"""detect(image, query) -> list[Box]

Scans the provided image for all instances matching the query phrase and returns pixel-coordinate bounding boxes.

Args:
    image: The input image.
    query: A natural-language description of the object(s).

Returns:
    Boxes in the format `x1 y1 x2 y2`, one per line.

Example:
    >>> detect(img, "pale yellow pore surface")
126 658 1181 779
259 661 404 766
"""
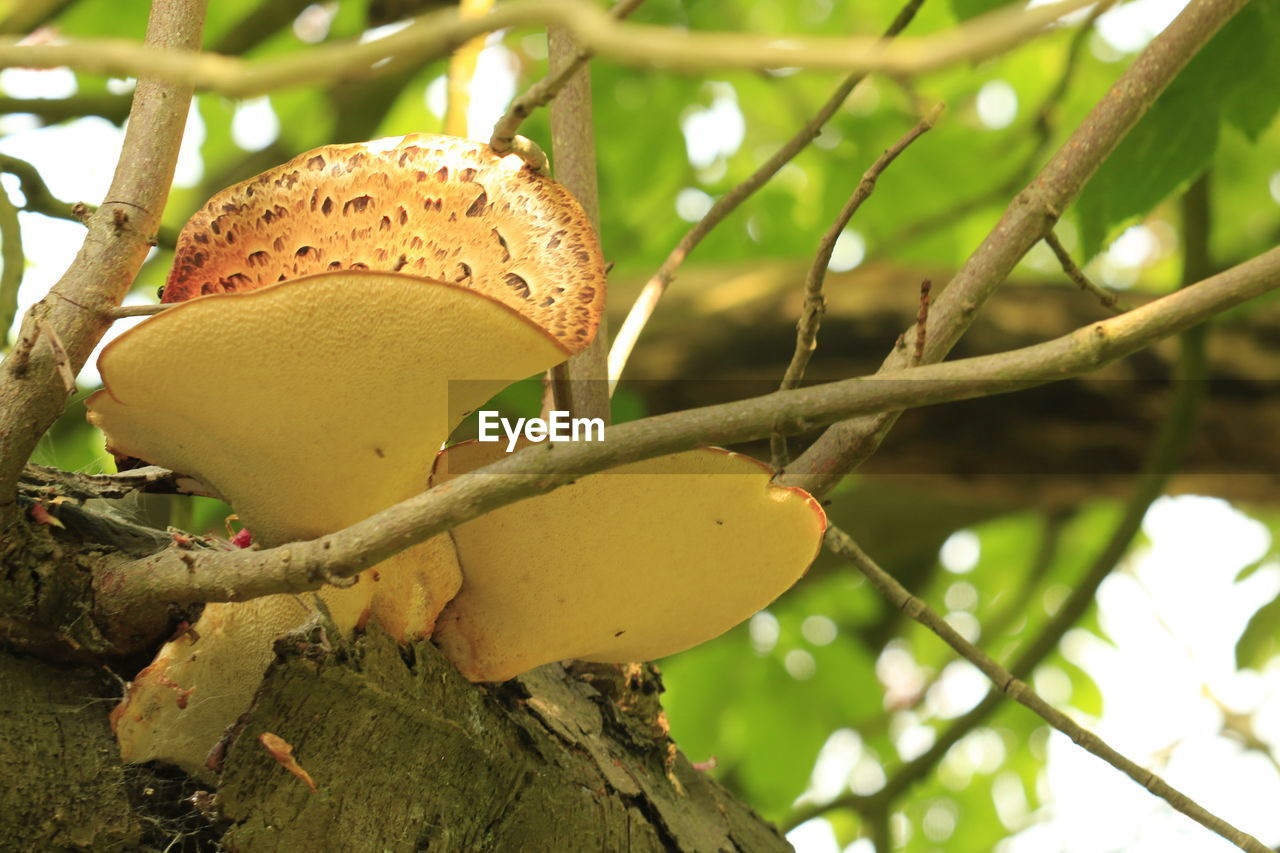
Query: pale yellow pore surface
89 272 567 545
431 443 827 683
91 272 567 775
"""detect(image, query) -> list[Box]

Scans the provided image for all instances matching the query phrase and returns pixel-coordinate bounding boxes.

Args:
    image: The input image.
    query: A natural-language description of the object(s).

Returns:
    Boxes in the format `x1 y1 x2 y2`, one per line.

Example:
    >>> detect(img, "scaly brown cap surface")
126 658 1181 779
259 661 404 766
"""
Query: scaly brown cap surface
161 134 605 352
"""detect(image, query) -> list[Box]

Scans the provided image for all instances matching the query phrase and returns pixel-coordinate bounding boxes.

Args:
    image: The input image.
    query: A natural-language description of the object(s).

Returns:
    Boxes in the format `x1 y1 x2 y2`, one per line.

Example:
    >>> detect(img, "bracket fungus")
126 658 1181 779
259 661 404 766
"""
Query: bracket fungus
431 441 826 682
88 133 825 778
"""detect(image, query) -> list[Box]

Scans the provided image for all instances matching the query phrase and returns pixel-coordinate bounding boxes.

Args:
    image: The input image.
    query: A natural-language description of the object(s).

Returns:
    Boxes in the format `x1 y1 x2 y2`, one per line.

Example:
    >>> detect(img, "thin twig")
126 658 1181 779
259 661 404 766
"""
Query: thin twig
107 303 168 320
0 153 179 246
1044 229 1128 313
545 21 610 424
787 173 1217 836
0 149 180 242
779 0 1250 499
912 279 931 365
92 245 1280 620
0 153 81 225
0 0 1096 95
0 177 23 349
490 0 647 155
873 0 1110 257
0 94 132 125
823 525 1267 853
608 0 929 392
770 105 942 467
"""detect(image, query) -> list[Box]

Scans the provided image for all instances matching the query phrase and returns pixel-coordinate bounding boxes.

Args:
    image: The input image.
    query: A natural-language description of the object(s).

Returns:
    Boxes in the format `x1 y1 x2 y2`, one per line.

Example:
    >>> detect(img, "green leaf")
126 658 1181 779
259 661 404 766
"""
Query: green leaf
1223 1 1280 140
948 0 1017 22
1236 591 1280 670
1076 4 1271 259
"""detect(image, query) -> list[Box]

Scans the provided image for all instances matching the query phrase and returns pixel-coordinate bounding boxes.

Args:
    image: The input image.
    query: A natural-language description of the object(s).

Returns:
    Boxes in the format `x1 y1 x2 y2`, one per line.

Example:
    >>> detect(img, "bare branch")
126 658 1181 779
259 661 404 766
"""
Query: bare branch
0 153 81 225
0 177 22 347
0 0 207 510
545 22 610 424
608 0 927 391
19 463 208 501
0 0 73 36
106 303 168 320
780 0 1251 498
1044 229 1128 312
789 173 1218 835
0 154 179 247
823 525 1268 853
94 245 1279 620
771 105 942 467
874 1 1110 257
490 0 647 154
0 0 1095 97
0 94 131 124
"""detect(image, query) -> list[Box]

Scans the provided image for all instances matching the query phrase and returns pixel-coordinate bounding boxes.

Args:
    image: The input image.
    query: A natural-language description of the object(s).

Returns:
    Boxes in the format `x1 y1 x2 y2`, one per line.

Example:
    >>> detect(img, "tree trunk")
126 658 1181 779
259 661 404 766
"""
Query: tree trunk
1 513 792 852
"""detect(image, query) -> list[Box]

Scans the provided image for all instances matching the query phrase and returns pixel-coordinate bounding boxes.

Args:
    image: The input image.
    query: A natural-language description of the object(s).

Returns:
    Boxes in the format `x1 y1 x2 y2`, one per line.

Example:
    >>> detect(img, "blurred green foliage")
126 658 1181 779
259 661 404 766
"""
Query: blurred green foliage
7 0 1280 847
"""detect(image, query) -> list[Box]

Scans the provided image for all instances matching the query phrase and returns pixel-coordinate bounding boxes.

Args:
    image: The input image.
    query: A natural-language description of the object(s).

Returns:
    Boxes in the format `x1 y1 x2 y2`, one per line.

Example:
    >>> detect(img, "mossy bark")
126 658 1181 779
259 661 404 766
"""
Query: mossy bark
216 630 787 852
0 651 143 850
2 512 792 852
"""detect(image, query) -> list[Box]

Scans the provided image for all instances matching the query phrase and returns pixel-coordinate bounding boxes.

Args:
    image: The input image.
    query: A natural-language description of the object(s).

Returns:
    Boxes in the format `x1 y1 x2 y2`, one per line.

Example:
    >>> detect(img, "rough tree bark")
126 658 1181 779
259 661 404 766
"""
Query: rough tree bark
2 502 792 851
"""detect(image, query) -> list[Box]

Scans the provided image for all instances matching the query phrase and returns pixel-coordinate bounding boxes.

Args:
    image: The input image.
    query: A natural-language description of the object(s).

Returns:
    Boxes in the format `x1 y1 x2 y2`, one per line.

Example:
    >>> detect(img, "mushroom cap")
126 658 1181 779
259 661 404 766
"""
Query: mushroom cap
87 271 568 546
430 442 827 682
161 133 605 353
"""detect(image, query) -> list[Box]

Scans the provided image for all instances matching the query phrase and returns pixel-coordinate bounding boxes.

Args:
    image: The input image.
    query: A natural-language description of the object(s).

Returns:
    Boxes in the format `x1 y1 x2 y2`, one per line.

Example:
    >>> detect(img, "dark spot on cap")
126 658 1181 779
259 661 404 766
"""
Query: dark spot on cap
504 272 531 300
343 195 373 215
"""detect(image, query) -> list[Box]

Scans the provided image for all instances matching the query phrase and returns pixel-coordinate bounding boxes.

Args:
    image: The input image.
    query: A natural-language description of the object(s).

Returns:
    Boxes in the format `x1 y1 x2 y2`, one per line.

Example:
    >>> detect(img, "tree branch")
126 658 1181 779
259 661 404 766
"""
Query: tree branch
0 153 180 248
0 177 23 348
1044 229 1127 312
19 463 211 501
0 0 207 511
93 246 1279 624
788 171 1217 835
779 0 1249 498
607 0 927 390
821 525 1267 853
0 94 132 124
873 0 1108 257
545 20 610 423
772 105 942 467
490 0 646 155
0 0 73 36
0 0 1094 96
